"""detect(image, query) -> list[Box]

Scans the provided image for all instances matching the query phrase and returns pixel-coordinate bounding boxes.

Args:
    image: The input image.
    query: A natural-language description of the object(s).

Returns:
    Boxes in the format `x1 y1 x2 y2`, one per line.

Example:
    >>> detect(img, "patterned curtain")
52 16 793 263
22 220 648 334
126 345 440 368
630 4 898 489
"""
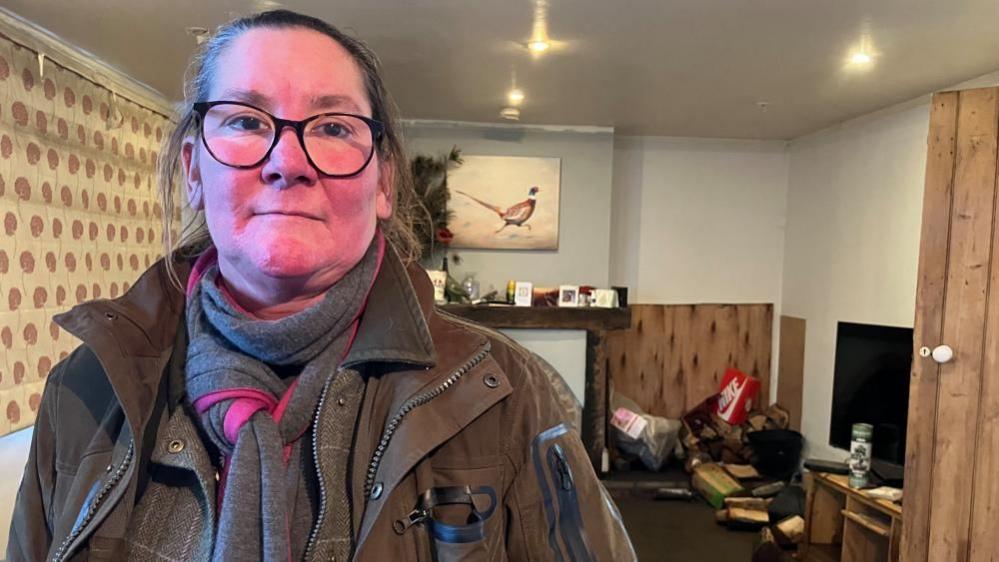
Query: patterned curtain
0 35 176 435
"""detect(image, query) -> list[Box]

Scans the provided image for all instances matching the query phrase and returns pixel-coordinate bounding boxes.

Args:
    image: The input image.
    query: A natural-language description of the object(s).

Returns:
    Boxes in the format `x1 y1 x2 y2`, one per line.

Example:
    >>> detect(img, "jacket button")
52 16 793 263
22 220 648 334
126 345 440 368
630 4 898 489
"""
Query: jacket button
167 439 185 453
337 397 346 406
104 311 117 320
371 482 384 499
484 374 501 388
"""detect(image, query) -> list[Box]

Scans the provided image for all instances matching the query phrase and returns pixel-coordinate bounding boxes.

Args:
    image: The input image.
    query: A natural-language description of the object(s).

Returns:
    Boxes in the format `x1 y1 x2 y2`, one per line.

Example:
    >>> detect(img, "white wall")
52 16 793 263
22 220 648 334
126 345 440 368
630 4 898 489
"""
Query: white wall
611 136 790 306
610 136 790 402
500 329 586 404
781 103 931 460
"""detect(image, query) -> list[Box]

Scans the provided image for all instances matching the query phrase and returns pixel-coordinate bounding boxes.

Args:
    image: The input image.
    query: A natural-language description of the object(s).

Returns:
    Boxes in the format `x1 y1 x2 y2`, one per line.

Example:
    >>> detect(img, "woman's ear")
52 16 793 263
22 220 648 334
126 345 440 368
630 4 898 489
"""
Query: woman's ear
375 161 394 220
182 137 204 210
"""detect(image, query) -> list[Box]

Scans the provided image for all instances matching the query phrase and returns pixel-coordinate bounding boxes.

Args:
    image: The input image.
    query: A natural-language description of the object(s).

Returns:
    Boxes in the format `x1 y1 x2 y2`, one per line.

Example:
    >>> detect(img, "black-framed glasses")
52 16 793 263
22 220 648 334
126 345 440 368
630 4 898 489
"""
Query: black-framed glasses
192 101 385 177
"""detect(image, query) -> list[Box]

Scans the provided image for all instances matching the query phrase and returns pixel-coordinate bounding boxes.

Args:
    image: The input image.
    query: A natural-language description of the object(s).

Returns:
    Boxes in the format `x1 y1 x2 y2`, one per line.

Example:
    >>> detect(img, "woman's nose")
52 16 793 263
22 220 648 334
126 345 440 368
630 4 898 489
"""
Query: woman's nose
260 127 318 188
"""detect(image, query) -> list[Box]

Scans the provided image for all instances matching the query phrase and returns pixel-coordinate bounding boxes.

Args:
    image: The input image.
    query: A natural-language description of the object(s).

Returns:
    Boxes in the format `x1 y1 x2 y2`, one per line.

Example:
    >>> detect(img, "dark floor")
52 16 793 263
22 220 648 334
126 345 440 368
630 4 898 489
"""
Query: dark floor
606 468 758 561
615 497 758 561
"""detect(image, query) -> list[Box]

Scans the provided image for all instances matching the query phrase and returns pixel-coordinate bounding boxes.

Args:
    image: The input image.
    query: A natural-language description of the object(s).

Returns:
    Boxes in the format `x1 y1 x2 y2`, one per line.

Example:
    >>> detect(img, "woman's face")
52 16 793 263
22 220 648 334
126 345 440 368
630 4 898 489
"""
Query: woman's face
183 27 392 293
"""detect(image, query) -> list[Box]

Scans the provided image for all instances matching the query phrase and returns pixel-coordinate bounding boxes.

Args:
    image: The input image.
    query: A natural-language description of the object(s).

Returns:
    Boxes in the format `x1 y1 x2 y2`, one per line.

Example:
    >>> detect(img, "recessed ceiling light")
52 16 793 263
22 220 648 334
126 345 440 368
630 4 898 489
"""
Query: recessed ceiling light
527 40 550 54
254 0 284 10
508 88 525 105
499 107 521 121
850 52 872 65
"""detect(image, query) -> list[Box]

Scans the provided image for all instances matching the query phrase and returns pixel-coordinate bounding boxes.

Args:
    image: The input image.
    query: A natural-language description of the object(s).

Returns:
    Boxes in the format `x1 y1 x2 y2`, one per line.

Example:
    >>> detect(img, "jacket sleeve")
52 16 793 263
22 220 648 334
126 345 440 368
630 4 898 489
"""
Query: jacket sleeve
7 364 62 562
503 352 636 562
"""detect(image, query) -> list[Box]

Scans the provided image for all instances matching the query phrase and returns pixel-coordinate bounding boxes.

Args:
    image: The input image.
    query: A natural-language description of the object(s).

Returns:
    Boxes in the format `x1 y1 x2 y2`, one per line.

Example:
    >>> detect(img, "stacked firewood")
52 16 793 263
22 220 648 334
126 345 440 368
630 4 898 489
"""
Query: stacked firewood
681 401 791 472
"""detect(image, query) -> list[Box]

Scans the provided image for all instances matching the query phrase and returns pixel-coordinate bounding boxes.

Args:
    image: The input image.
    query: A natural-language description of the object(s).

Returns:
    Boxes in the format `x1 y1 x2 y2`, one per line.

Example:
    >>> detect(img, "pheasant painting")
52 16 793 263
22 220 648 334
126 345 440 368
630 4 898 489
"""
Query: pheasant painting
447 155 560 250
456 187 539 233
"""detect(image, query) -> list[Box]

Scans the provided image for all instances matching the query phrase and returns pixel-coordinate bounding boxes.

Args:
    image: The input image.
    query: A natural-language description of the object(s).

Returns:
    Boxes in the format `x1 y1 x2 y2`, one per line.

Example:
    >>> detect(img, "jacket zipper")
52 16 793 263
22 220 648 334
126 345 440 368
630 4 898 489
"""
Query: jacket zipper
51 441 135 562
302 370 338 561
363 343 491 498
547 443 595 562
531 424 569 562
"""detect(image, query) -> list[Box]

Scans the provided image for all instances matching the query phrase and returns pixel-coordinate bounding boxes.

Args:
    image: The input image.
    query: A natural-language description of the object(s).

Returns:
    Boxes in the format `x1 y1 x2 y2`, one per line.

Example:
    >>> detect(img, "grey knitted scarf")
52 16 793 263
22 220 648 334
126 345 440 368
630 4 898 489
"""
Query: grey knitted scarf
185 237 382 562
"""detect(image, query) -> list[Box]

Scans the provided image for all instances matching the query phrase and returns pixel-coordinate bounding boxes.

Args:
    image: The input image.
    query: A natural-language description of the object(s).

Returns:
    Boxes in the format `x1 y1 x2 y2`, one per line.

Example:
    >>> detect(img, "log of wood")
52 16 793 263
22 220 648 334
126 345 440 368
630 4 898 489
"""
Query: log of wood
724 497 771 510
724 464 762 480
774 515 805 544
727 507 770 528
765 404 790 430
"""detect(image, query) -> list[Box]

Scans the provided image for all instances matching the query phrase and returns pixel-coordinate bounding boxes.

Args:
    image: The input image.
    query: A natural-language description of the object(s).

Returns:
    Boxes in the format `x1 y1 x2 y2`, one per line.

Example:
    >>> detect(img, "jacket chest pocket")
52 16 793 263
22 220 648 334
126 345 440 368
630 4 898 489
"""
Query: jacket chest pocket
397 484 498 562
393 462 505 562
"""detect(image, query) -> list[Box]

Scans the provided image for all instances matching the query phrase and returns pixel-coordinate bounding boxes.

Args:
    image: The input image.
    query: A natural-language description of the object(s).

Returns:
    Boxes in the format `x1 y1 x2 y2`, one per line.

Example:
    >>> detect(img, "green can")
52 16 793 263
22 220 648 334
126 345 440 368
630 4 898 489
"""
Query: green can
848 423 873 489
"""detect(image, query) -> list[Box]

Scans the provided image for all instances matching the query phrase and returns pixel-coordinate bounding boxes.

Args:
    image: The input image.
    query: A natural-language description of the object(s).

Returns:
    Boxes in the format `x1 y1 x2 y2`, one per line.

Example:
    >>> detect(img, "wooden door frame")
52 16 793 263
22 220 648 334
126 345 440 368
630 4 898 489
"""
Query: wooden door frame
902 87 999 562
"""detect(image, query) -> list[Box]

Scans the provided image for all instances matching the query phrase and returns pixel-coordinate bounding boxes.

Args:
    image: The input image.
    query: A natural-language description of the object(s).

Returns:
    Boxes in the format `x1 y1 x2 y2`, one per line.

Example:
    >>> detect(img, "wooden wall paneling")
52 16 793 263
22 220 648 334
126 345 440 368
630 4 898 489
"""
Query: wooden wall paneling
688 305 729 409
970 103 999 562
680 306 747 413
777 315 806 431
682 304 772 410
681 305 711 413
926 87 997 562
901 90 958 562
607 304 772 419
661 307 686 419
742 305 774 402
607 305 670 417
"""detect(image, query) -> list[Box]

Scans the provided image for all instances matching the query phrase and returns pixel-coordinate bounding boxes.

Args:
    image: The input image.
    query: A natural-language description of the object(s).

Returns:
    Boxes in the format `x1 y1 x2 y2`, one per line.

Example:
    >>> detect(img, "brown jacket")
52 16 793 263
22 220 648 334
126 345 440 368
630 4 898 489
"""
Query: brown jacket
7 248 635 561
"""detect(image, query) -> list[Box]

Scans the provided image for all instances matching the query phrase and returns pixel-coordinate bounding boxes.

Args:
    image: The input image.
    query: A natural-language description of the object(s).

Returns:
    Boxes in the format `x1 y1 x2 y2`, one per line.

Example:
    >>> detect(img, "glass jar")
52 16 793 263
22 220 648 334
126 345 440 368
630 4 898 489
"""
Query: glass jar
462 273 480 301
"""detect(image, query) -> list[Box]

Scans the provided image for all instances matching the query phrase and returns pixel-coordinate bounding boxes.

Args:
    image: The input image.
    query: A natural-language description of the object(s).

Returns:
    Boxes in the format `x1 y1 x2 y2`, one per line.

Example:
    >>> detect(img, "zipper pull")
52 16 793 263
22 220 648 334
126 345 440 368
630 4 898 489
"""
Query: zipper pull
393 508 429 535
553 446 574 490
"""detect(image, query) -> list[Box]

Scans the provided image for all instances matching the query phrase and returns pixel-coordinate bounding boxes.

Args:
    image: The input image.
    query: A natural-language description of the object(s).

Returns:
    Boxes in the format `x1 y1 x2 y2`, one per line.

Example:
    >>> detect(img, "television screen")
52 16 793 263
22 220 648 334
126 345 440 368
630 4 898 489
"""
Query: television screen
829 321 913 465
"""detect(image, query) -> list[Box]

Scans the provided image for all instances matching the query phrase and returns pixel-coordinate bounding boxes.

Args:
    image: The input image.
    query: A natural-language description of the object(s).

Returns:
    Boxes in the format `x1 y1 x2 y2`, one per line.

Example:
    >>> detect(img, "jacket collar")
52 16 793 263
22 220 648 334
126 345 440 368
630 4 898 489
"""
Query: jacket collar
344 242 437 369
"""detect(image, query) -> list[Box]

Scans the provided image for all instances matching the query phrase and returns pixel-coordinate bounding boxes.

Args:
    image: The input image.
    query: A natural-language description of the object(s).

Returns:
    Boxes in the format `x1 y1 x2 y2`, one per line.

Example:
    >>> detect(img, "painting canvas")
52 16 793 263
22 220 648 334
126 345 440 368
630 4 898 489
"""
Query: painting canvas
448 155 560 250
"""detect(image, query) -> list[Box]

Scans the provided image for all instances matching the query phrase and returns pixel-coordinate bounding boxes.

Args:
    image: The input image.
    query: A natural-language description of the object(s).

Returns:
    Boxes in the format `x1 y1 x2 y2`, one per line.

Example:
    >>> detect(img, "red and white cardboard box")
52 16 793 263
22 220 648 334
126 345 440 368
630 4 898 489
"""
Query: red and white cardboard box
715 368 761 425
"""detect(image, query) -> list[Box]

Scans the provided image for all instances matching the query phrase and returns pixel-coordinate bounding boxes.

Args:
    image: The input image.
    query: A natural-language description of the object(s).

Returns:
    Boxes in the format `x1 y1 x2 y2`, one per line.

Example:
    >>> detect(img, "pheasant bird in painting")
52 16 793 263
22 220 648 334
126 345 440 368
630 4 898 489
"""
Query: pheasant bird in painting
456 186 540 233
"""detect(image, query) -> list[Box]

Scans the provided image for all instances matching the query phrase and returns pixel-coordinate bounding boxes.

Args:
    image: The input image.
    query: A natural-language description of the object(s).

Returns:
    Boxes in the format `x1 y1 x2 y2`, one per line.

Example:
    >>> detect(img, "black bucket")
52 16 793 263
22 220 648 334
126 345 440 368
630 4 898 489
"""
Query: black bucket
748 429 804 480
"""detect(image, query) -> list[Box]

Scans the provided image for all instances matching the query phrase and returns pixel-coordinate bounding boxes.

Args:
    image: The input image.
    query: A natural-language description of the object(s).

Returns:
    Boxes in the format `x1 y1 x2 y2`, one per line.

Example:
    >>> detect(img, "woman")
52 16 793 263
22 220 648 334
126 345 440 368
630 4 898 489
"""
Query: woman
8 9 634 562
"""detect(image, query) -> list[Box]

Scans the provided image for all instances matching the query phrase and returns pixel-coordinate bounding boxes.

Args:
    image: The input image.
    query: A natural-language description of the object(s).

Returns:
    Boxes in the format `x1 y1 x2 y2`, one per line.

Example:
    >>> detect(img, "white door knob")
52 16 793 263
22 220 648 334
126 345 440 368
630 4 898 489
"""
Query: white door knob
932 345 954 364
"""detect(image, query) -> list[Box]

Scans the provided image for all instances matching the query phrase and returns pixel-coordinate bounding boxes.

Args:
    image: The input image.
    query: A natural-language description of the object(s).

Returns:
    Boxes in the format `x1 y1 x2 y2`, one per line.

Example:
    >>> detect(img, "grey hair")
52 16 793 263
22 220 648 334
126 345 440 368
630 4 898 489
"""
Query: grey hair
158 9 420 288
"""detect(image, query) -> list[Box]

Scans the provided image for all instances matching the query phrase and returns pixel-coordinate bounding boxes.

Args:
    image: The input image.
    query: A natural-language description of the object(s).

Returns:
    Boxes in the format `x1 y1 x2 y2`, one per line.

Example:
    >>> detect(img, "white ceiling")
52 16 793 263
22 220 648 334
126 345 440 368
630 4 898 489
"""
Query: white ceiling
4 0 999 139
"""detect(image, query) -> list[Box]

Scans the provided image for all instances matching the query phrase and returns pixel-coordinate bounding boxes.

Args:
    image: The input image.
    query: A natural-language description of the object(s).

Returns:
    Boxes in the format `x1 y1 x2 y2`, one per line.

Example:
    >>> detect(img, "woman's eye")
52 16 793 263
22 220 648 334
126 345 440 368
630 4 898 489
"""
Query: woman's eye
319 123 349 137
226 116 267 131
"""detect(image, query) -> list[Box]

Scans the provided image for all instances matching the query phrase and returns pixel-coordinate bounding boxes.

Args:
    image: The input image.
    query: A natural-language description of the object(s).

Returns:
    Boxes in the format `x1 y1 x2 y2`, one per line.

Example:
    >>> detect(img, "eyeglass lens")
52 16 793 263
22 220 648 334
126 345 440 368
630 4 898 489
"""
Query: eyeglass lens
200 104 375 176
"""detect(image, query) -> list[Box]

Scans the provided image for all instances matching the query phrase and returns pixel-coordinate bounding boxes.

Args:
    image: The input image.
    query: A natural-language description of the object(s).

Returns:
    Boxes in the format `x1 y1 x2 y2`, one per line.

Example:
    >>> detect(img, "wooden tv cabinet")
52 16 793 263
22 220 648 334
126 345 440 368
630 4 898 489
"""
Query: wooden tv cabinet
802 472 903 562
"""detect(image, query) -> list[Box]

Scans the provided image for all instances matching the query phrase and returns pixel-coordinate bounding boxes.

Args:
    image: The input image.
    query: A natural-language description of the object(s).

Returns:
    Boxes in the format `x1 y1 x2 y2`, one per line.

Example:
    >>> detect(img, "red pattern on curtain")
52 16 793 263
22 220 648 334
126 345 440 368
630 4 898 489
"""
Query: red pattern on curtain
0 36 176 435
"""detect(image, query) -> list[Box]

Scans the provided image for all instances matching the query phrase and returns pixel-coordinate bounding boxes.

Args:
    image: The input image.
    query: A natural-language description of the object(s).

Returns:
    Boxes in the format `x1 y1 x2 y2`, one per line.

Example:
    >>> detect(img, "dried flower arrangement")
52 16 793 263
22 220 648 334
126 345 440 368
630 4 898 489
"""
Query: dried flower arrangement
410 146 462 259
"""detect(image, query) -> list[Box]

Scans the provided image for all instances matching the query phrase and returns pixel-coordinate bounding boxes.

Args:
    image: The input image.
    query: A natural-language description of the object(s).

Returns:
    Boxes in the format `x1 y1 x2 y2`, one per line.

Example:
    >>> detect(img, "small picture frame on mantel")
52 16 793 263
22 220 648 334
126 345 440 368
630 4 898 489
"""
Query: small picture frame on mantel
514 281 533 307
558 285 579 307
